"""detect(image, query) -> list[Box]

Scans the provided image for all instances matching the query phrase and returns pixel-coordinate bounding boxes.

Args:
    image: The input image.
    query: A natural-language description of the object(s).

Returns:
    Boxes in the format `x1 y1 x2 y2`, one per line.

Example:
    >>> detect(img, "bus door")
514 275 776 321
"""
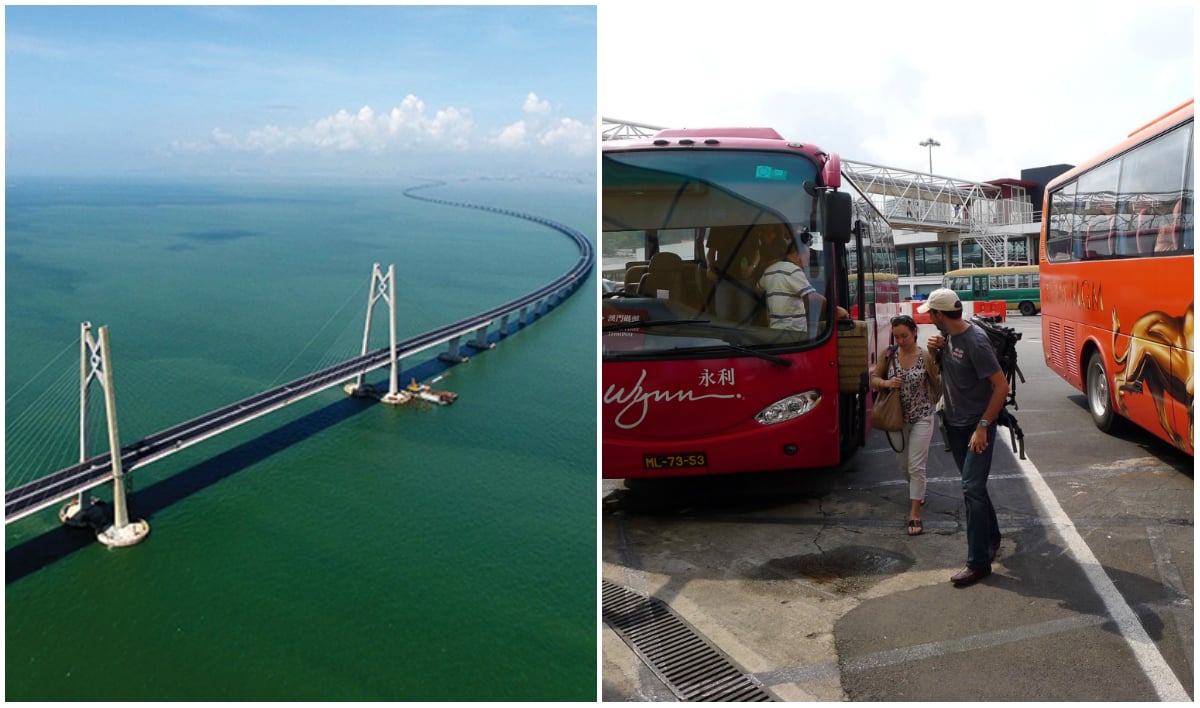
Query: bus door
1170 345 1193 453
971 274 990 300
1170 309 1195 453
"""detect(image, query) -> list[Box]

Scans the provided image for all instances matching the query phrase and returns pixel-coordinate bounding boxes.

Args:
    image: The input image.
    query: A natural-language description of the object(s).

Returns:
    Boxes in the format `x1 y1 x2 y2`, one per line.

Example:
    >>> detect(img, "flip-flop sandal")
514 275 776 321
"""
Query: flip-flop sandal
907 519 923 536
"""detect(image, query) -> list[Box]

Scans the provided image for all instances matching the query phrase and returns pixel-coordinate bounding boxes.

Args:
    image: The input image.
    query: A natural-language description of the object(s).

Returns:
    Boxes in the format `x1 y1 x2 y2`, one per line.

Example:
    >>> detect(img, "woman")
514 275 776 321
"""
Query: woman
871 315 941 536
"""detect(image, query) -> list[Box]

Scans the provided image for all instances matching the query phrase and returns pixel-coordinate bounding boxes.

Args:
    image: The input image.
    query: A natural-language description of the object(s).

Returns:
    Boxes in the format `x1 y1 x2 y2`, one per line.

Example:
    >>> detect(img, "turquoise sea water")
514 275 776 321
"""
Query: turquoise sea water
4 175 597 700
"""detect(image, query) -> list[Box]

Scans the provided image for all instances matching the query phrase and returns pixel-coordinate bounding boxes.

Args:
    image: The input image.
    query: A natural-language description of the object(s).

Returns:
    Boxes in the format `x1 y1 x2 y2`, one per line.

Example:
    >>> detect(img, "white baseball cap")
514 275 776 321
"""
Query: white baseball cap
916 288 963 313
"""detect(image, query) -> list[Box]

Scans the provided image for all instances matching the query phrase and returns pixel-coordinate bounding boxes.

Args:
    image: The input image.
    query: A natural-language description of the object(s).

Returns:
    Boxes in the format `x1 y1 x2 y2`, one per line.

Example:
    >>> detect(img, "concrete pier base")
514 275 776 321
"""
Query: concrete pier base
344 382 376 398
380 390 413 405
96 518 150 547
59 497 107 528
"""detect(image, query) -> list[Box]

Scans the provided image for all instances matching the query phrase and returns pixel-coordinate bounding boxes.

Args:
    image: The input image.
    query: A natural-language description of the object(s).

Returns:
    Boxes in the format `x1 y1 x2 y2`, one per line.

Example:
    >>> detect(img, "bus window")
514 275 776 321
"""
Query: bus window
1076 159 1119 259
1119 122 1192 256
1046 183 1076 261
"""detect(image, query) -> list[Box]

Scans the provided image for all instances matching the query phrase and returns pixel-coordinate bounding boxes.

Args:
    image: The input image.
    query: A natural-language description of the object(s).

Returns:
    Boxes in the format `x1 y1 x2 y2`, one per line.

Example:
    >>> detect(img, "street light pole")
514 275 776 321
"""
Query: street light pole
919 137 940 174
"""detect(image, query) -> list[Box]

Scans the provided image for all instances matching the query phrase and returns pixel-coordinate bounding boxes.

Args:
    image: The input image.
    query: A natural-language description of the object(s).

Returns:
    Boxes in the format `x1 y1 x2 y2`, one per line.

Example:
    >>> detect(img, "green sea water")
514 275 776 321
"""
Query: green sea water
4 175 598 701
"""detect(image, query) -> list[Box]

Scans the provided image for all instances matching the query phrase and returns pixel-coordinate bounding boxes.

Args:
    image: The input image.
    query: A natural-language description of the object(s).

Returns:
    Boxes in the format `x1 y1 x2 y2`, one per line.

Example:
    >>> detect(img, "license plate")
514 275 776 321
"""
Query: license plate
643 453 708 470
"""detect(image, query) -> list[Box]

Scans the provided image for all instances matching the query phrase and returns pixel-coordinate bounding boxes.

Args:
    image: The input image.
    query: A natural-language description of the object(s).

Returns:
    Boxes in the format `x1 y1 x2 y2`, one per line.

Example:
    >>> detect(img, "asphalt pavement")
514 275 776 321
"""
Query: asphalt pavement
601 315 1193 701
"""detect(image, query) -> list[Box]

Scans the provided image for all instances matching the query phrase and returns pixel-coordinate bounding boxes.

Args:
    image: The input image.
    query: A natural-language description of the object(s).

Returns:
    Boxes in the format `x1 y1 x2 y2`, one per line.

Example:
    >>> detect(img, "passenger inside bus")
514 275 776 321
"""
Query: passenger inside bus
1154 199 1185 253
756 230 846 337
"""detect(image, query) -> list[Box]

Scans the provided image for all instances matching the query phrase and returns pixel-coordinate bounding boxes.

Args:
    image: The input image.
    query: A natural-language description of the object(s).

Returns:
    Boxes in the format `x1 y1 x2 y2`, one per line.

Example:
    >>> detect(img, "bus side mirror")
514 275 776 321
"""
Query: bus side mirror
823 191 853 243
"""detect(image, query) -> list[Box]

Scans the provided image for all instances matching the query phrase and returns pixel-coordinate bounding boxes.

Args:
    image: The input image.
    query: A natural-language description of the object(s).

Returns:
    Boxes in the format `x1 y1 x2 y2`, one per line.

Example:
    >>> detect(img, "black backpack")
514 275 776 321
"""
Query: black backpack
969 314 1027 459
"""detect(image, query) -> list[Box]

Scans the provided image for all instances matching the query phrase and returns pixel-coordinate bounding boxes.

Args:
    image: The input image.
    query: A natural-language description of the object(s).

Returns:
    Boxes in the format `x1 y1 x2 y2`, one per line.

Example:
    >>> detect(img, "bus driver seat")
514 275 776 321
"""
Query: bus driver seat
638 252 694 307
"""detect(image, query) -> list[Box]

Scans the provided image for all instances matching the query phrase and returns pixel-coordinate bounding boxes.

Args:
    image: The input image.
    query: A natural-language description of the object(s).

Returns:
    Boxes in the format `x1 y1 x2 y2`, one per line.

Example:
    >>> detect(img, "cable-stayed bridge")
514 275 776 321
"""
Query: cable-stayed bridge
4 182 594 545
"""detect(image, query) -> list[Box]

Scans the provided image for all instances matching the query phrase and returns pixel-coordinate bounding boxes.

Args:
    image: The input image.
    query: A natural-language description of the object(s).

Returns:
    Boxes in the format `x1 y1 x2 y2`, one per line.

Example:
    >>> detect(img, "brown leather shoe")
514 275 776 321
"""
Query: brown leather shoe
951 566 991 587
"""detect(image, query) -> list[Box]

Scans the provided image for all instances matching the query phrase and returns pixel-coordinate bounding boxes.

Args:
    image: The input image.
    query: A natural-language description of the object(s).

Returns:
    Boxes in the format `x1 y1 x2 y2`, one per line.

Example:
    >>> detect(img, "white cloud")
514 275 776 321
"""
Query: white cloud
496 120 528 149
174 91 595 161
523 92 551 114
538 117 593 156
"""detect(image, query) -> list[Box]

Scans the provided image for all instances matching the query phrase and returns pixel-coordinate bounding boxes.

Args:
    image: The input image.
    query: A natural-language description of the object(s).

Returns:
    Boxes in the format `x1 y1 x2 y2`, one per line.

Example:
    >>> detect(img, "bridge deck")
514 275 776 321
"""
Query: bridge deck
6 192 594 525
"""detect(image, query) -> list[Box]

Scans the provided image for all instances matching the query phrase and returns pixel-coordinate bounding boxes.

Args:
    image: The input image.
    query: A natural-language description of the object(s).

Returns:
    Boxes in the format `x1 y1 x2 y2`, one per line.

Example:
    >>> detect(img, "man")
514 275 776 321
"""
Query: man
757 233 822 333
919 288 1009 587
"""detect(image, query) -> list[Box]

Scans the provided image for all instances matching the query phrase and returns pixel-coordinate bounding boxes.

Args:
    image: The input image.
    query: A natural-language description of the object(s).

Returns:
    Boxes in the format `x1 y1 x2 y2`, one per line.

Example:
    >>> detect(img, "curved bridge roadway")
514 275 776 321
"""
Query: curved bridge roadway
5 183 594 524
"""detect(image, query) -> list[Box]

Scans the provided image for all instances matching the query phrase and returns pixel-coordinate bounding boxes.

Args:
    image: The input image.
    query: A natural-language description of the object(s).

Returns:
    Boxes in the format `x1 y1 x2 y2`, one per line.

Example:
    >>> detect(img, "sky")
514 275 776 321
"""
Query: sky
4 5 597 178
600 0 1195 184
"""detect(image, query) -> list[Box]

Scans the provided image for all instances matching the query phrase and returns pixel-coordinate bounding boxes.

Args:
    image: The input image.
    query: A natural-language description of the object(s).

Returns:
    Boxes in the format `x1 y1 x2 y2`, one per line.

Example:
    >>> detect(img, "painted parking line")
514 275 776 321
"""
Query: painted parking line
1003 426 1189 701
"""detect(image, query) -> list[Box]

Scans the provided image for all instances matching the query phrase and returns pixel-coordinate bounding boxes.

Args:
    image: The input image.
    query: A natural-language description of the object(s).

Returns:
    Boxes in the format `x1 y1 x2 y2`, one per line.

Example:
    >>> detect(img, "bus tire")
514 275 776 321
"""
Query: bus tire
1086 351 1123 433
1019 301 1038 316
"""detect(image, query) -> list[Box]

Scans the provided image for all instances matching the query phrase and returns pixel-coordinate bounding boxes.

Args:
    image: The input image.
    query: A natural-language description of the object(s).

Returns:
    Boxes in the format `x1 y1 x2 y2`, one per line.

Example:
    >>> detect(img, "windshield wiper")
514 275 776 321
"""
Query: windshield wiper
708 343 792 367
602 318 710 333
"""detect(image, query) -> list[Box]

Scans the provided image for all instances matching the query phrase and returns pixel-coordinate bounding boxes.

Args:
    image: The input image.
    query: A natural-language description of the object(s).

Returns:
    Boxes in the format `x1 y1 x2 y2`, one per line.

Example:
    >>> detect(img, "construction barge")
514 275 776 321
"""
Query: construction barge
344 375 457 406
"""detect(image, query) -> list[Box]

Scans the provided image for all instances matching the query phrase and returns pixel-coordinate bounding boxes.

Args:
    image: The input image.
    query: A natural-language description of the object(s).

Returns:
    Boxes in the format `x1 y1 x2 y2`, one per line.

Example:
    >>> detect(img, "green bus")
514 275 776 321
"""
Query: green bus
942 265 1041 316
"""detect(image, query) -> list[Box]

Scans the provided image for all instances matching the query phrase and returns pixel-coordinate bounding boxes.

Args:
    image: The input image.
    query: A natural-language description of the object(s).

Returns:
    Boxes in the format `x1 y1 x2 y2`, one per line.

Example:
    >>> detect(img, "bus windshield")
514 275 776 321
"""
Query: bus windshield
603 149 837 357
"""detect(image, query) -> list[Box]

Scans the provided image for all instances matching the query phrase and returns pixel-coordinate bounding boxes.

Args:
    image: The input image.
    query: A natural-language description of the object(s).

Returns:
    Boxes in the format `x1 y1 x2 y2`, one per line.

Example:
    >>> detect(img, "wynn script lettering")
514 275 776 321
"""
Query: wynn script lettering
604 369 740 429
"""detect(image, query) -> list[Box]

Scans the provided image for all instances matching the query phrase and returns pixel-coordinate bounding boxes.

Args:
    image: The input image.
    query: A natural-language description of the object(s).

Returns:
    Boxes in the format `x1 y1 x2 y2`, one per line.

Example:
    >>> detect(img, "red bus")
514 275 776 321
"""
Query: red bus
602 127 900 478
1040 99 1193 454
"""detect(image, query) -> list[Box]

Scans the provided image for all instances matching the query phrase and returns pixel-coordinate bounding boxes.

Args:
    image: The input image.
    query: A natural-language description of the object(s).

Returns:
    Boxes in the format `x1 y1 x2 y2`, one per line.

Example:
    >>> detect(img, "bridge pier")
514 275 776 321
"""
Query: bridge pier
349 264 403 400
499 314 511 337
466 324 494 351
81 323 149 547
438 335 470 363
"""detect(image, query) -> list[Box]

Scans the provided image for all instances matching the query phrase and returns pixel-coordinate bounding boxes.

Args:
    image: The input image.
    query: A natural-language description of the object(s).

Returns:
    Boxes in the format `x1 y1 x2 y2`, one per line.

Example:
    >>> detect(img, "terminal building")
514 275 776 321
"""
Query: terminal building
601 118 1072 301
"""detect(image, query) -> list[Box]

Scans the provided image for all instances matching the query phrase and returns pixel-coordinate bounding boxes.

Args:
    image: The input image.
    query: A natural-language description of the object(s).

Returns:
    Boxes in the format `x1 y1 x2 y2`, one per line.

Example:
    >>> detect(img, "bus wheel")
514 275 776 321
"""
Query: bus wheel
1086 351 1122 432
1019 301 1038 316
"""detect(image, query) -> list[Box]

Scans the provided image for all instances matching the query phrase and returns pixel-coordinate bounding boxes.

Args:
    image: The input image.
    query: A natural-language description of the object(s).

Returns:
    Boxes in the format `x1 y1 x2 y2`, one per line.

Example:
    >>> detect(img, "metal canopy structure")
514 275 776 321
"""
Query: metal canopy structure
840 159 1037 266
600 118 1039 266
602 117 665 142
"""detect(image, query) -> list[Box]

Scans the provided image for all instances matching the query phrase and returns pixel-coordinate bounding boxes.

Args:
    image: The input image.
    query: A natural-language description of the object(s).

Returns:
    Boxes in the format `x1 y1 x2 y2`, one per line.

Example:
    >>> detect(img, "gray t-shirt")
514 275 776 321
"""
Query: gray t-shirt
940 323 1001 426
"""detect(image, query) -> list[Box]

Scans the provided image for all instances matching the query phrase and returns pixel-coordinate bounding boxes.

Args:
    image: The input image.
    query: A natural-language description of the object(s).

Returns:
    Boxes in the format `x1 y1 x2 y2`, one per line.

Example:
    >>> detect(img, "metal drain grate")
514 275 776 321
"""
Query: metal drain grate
602 580 775 702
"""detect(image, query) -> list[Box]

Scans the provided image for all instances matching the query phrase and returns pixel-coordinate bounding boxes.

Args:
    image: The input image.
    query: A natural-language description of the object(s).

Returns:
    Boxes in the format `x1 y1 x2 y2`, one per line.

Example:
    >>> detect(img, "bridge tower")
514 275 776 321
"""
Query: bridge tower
345 263 406 404
61 322 150 547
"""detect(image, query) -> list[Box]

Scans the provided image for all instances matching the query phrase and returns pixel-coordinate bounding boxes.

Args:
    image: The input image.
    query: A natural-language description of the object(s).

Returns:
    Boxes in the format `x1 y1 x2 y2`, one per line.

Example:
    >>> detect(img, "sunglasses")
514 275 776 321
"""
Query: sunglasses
891 315 916 327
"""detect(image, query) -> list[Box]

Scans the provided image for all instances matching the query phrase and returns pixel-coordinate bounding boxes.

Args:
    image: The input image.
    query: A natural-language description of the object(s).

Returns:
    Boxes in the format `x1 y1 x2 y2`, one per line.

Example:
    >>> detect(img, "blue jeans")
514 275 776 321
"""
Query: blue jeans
945 423 1001 570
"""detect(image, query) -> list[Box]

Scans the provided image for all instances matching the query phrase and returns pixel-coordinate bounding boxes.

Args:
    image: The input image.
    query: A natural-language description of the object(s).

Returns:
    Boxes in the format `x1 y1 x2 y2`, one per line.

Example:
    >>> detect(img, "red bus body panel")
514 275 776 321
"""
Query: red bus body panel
602 342 843 477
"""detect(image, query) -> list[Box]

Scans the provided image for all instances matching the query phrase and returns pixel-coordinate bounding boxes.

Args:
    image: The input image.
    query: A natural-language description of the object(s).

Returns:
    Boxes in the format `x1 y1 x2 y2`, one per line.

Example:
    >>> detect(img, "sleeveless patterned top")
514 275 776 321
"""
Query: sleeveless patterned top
888 348 935 423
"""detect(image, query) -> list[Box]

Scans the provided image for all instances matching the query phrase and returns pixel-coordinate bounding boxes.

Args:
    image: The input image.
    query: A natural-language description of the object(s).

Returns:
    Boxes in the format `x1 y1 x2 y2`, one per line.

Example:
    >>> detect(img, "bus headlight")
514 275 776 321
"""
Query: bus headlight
754 391 821 425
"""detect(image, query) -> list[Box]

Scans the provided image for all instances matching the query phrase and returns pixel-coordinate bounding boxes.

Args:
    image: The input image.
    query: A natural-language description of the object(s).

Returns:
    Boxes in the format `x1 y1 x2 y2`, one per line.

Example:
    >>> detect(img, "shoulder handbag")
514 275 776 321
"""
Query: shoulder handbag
870 347 904 433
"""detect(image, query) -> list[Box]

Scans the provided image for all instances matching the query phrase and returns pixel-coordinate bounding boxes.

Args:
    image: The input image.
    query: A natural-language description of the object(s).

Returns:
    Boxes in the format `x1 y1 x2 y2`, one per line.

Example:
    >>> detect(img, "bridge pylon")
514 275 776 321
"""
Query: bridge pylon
64 322 150 547
345 263 407 404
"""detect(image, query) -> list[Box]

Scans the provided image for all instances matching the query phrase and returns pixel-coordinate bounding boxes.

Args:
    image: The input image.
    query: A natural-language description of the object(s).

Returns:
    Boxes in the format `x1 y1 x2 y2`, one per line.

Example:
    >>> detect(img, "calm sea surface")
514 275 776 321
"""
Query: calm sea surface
5 175 597 700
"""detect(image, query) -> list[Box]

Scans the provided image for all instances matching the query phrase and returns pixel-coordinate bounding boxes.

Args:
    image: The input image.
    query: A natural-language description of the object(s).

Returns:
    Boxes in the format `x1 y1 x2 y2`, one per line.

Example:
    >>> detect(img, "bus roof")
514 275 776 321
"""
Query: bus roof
1046 99 1193 191
603 126 829 161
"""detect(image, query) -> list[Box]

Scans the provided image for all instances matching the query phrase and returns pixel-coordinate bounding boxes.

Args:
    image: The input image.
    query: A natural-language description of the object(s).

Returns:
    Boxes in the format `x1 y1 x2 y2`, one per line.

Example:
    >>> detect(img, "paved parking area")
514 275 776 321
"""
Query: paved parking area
602 316 1192 701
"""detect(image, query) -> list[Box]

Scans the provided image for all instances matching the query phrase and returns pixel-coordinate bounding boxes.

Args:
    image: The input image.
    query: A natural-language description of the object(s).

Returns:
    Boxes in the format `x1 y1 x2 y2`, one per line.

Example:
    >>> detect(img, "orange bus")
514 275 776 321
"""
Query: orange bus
1040 99 1193 454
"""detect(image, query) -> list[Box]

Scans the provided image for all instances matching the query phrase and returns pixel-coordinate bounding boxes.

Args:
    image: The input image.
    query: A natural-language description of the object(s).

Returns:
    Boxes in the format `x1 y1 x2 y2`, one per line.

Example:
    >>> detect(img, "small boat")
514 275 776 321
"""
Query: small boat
406 378 458 405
